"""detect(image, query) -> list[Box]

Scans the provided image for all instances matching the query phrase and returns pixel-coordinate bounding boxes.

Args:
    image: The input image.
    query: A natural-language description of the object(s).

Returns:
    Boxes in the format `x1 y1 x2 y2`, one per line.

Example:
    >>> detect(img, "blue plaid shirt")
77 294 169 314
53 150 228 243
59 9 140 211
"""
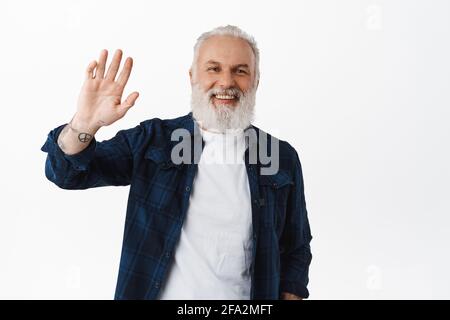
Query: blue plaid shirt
41 112 312 299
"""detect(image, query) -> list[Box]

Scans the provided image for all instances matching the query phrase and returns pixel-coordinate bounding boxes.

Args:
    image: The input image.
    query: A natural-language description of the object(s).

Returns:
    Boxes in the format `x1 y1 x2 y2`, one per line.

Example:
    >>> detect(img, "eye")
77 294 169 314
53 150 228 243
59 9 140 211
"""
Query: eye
207 67 220 72
237 69 248 74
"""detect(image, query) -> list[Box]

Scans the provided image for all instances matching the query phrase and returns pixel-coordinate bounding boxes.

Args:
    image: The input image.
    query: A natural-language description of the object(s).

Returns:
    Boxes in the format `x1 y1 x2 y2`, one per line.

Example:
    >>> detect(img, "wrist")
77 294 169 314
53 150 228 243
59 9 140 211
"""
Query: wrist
70 115 100 135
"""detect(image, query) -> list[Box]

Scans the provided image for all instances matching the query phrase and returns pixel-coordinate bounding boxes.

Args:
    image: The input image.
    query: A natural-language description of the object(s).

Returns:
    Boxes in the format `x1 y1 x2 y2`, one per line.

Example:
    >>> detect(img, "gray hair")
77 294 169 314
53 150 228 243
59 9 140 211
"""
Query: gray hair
191 25 260 84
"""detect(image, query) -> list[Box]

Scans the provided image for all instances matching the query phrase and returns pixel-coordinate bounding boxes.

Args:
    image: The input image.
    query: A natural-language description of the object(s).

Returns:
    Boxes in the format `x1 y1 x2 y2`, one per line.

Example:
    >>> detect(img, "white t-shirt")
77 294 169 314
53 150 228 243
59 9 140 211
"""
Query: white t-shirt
158 126 253 299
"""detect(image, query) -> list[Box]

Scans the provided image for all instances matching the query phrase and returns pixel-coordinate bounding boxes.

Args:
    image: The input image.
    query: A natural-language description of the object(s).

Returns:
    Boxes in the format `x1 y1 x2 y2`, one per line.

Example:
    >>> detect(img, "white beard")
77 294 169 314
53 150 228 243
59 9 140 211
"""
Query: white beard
190 83 256 133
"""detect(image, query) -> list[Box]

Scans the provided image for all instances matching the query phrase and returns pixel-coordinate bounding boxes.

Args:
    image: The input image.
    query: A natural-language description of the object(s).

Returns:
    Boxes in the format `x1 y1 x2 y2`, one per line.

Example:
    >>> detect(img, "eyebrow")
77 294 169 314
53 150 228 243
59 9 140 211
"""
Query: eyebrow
205 60 250 69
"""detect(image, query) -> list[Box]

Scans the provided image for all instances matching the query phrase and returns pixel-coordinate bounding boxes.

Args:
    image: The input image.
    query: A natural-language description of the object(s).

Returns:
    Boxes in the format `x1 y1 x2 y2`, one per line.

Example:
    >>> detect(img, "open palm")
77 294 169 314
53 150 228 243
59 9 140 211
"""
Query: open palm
75 49 139 128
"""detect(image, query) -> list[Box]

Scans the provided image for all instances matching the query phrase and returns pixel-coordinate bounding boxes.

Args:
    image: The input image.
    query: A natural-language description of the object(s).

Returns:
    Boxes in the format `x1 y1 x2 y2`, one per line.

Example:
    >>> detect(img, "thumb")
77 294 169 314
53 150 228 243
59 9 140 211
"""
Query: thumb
120 91 139 112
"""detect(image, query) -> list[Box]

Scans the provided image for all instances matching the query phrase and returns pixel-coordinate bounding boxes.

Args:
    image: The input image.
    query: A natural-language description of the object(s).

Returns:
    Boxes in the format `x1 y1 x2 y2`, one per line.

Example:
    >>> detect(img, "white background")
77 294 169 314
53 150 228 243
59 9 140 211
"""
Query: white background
0 0 449 299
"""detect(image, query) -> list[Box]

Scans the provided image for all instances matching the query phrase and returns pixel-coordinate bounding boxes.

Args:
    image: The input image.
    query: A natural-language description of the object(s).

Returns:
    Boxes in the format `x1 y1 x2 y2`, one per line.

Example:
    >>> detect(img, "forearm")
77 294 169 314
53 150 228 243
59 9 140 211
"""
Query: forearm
280 242 312 298
41 121 141 189
280 149 313 298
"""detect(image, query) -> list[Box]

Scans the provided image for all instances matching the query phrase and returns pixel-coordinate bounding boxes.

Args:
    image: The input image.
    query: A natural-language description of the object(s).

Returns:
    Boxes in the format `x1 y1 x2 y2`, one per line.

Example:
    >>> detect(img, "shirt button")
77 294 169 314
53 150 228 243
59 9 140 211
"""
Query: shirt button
154 281 160 289
185 186 191 192
164 252 171 259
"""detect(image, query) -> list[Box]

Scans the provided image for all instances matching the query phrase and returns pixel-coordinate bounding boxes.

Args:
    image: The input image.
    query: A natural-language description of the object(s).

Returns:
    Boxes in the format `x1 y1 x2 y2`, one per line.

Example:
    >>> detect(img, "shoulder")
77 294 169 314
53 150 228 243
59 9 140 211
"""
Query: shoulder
250 124 302 173
131 113 192 146
139 113 191 135
112 113 191 156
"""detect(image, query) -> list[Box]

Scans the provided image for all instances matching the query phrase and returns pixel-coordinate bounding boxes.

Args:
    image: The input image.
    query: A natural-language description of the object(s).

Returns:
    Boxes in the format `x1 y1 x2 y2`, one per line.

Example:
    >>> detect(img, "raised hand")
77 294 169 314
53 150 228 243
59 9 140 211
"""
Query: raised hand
72 49 139 132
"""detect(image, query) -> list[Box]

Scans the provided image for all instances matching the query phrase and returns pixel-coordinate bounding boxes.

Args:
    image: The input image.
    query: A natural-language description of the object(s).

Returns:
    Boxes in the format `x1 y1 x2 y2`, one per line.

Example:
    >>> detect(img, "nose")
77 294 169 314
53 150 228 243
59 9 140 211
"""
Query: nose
217 70 236 89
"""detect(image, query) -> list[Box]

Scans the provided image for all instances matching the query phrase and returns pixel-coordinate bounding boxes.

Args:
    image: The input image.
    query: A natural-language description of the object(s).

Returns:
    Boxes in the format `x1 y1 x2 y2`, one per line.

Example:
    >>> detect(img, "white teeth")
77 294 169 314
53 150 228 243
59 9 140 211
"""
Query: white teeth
215 94 235 100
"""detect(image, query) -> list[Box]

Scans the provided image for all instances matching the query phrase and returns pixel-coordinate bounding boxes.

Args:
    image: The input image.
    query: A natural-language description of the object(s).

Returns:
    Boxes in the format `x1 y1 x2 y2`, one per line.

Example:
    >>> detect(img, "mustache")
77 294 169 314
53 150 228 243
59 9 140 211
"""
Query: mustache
207 87 243 99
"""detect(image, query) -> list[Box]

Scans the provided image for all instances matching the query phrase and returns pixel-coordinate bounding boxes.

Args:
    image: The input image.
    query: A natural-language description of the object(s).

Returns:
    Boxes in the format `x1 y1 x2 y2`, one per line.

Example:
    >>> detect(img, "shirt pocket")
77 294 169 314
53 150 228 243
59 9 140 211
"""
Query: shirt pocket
258 170 293 234
138 147 184 219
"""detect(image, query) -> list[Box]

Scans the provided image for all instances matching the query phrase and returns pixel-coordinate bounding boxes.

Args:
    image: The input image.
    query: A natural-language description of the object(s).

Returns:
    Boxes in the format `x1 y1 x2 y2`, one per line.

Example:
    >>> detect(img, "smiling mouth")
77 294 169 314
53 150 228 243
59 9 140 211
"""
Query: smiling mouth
211 94 238 104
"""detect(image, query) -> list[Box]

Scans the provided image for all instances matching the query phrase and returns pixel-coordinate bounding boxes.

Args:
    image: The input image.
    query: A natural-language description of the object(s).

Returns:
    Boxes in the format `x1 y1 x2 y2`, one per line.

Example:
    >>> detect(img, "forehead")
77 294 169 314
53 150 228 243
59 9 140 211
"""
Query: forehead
197 35 255 68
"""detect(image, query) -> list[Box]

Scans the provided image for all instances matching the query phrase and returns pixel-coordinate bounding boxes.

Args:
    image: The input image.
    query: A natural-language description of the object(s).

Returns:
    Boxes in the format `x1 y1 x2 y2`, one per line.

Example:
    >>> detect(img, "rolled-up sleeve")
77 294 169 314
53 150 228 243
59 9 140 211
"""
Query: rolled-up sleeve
40 122 145 190
279 150 313 299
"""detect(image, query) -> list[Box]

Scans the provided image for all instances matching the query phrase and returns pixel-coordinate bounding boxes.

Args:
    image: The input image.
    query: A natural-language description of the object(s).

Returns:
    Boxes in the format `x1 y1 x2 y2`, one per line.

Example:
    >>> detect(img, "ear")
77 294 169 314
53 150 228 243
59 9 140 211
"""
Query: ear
256 79 259 90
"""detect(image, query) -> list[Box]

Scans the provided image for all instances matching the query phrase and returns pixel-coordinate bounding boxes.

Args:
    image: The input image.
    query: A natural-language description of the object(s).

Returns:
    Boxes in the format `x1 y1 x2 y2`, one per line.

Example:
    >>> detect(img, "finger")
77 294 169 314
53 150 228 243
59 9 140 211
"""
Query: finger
116 57 133 89
105 49 123 81
95 49 108 79
85 60 97 80
119 91 139 111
